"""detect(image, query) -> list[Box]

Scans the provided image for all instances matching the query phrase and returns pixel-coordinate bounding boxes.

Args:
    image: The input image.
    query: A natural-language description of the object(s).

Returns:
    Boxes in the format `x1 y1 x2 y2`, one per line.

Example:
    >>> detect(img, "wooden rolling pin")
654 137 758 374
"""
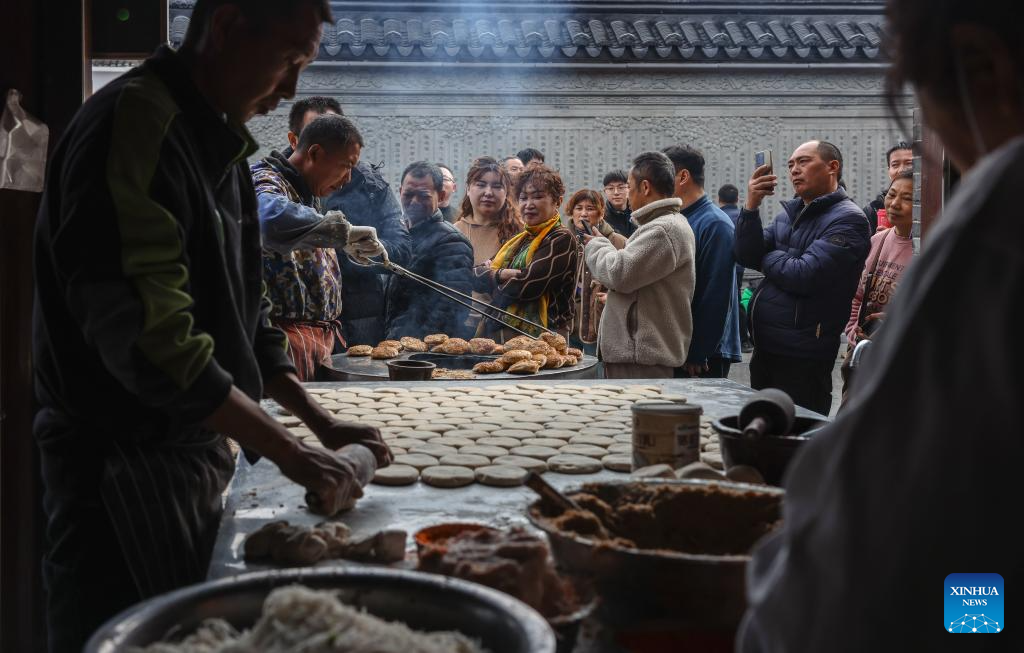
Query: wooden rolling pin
305 444 377 516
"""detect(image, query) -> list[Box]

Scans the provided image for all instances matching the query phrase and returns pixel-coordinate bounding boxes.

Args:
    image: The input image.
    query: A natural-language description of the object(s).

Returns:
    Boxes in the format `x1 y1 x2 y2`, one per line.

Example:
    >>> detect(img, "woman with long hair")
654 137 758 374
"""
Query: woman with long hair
471 163 581 340
454 157 522 334
739 1 1024 648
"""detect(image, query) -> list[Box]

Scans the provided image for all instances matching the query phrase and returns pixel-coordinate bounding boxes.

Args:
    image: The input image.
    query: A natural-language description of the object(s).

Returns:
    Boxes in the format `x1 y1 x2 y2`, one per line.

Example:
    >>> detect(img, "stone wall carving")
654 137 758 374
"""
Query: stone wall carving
247 66 911 214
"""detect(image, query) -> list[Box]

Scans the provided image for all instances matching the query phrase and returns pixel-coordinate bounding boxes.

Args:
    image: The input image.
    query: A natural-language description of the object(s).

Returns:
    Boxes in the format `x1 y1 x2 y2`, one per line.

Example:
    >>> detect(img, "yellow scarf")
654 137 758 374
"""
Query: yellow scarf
489 212 561 329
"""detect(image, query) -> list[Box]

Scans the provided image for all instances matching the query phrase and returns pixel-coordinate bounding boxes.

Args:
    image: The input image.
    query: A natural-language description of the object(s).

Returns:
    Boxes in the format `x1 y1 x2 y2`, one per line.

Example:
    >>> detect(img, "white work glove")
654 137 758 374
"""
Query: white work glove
344 225 386 264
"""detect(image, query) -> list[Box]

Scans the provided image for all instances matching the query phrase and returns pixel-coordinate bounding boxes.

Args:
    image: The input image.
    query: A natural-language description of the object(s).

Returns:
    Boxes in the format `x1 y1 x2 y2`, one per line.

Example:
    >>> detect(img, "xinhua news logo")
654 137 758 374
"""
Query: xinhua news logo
945 573 1004 633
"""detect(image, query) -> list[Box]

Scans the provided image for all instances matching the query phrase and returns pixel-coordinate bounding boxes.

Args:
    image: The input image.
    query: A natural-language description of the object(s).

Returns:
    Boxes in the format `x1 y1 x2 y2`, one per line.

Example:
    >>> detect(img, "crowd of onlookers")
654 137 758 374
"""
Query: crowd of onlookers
258 95 917 410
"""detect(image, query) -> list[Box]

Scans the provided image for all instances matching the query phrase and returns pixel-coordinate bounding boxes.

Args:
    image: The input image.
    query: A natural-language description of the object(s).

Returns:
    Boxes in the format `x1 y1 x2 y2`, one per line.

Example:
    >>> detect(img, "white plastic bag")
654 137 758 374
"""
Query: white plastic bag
0 89 49 192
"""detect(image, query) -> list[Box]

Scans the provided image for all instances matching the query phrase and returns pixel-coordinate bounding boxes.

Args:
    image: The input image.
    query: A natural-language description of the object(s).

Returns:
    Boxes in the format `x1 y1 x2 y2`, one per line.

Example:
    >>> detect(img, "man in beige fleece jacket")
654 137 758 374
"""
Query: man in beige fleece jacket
586 151 696 378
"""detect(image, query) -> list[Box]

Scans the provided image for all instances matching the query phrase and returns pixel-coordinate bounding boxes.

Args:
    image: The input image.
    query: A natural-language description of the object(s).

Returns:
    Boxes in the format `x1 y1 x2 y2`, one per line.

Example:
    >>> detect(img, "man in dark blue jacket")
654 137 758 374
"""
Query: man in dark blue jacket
385 162 474 339
283 96 412 346
664 145 741 378
734 141 870 415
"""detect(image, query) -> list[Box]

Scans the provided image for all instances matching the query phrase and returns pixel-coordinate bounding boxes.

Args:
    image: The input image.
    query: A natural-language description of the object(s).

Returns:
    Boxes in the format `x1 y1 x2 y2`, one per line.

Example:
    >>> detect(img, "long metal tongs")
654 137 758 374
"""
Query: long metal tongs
349 250 555 338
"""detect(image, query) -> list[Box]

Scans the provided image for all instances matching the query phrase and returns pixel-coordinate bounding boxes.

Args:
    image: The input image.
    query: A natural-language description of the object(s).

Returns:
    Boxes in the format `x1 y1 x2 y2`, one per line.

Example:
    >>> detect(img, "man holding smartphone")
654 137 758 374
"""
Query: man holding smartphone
734 141 870 415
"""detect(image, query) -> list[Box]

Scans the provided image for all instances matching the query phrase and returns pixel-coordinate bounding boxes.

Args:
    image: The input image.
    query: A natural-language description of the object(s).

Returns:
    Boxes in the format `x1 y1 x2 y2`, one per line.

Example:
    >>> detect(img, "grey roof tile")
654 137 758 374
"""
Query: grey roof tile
165 5 886 64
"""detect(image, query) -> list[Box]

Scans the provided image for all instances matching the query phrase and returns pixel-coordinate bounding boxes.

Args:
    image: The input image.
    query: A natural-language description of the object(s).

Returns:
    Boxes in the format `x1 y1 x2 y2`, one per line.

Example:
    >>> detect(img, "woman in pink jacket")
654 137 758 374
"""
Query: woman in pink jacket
844 169 916 346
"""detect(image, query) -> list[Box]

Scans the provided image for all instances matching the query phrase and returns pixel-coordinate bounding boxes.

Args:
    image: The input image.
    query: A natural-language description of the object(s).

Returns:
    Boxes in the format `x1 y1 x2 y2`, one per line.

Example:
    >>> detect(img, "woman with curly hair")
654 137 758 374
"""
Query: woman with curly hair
472 163 582 340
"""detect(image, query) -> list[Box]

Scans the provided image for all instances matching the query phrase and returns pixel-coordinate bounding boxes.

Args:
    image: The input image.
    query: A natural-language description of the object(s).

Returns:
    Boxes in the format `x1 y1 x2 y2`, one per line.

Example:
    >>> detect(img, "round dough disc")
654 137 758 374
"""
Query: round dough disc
428 436 475 448
475 465 529 487
602 453 633 472
559 444 609 458
459 445 509 458
510 445 561 460
569 434 616 447
540 429 578 440
372 464 420 486
492 455 548 473
608 442 633 454
547 454 603 474
439 453 491 469
442 429 493 440
421 465 476 488
476 436 522 449
522 437 568 448
493 429 541 440
544 421 586 431
409 443 459 457
388 437 427 449
393 453 440 470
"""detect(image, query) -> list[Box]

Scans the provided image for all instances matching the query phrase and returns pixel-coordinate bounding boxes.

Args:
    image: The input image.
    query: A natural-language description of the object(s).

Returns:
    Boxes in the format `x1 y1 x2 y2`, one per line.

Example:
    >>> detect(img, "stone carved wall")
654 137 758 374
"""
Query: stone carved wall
248 67 912 216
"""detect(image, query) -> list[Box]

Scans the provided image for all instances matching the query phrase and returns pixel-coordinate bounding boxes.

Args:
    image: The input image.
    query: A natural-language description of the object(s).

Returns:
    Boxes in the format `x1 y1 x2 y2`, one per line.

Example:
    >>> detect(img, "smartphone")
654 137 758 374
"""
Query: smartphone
755 150 773 173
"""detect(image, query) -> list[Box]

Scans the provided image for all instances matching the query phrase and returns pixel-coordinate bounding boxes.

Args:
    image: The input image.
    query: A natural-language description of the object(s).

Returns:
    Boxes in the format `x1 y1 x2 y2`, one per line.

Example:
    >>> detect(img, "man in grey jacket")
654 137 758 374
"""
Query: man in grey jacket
586 152 696 378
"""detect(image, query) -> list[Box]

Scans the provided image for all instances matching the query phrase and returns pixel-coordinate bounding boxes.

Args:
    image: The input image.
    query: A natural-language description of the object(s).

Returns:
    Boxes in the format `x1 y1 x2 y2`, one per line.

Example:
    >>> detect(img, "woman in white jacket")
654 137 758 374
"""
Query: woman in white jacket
585 152 696 378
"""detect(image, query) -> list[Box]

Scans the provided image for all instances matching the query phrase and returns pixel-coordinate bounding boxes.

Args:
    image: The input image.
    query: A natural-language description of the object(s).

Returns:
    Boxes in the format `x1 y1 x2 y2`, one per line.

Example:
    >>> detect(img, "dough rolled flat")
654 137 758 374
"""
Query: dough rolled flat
393 453 440 470
459 445 509 458
559 444 609 458
421 465 476 488
602 453 633 472
547 454 603 474
510 445 561 460
492 455 548 473
475 465 529 487
438 453 491 469
372 464 420 486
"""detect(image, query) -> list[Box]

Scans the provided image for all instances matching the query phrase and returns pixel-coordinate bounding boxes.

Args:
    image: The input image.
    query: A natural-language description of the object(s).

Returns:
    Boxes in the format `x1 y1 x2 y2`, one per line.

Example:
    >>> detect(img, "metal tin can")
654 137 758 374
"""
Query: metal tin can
631 402 702 471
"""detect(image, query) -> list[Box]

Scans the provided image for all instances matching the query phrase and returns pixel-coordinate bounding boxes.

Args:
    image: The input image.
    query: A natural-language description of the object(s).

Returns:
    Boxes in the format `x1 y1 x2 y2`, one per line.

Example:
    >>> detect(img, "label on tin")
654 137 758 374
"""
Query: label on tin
632 405 701 471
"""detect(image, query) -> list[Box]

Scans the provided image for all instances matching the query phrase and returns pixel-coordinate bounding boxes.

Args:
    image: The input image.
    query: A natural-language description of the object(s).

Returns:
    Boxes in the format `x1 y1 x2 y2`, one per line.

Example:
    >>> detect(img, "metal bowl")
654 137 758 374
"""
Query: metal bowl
713 415 828 485
526 479 784 629
86 567 556 653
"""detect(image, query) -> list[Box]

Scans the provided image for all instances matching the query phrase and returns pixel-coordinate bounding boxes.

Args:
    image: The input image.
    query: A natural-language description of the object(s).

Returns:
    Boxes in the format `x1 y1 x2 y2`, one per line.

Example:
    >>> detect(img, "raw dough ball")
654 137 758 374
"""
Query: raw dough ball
393 453 440 470
559 443 608 458
421 465 476 488
438 453 491 469
399 337 428 352
372 464 420 486
509 445 561 460
602 453 633 472
547 454 603 474
492 455 548 473
346 345 373 356
475 465 529 487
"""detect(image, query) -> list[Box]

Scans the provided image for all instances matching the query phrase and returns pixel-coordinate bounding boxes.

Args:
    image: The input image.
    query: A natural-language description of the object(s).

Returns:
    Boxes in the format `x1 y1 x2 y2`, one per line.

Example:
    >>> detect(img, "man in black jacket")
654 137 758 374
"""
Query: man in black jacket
602 169 635 238
385 162 474 339
862 142 914 232
283 96 411 347
32 3 389 651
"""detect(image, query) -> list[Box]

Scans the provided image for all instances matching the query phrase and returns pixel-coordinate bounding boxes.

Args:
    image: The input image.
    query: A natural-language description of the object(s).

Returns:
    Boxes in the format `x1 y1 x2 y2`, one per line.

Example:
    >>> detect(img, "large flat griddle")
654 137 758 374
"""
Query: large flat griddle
319 351 599 382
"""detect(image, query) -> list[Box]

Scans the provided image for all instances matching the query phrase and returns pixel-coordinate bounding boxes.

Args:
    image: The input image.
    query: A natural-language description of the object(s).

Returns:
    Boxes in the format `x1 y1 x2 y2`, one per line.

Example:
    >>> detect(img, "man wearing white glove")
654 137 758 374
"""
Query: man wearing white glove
252 114 365 380
345 225 386 264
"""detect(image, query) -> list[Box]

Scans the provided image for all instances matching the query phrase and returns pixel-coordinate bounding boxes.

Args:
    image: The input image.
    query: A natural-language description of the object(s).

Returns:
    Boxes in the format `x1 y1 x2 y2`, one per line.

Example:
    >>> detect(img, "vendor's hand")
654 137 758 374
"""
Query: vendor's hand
745 164 777 211
595 292 607 306
278 440 364 511
313 418 392 467
345 225 385 262
684 362 709 377
498 268 520 282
